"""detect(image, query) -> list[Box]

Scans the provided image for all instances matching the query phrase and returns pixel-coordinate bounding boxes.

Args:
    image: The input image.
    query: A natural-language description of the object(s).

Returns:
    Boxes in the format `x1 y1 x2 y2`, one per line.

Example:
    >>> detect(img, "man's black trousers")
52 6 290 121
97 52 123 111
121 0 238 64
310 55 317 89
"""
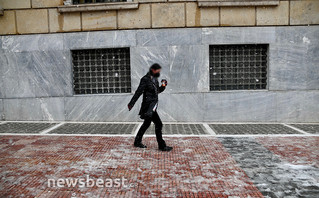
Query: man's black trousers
134 111 166 148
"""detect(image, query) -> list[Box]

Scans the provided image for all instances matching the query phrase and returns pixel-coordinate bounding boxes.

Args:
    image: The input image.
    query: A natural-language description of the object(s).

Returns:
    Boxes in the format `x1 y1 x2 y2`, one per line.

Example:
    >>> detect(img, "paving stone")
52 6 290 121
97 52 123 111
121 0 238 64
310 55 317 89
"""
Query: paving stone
49 123 137 134
290 124 319 134
209 124 300 134
0 136 262 197
0 122 56 134
145 124 208 135
258 137 319 168
0 131 318 197
219 137 319 197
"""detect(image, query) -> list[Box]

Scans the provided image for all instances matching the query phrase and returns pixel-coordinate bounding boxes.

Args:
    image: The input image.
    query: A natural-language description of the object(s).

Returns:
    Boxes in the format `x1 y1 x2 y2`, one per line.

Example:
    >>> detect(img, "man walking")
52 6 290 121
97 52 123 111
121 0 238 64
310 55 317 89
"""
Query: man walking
128 64 173 152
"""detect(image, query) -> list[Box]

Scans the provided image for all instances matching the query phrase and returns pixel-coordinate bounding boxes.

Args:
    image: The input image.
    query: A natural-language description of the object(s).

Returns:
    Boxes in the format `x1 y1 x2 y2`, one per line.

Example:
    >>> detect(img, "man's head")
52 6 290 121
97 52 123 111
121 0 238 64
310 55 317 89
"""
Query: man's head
149 63 162 77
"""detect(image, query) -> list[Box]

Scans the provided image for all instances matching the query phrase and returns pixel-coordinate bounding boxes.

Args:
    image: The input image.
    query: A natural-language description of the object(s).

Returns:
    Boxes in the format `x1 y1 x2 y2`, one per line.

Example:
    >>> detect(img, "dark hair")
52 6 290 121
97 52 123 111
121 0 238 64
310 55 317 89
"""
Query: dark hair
150 63 162 70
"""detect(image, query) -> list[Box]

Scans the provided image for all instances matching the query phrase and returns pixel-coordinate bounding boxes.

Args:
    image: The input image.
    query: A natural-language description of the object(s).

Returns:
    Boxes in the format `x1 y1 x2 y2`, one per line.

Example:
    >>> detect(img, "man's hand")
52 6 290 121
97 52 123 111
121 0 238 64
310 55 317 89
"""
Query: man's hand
161 79 168 87
128 104 133 111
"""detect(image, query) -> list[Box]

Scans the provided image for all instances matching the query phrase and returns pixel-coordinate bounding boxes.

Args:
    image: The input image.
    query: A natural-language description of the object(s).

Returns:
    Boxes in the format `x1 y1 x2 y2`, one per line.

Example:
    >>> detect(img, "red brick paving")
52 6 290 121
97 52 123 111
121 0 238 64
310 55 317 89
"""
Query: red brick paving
257 136 319 168
0 136 263 198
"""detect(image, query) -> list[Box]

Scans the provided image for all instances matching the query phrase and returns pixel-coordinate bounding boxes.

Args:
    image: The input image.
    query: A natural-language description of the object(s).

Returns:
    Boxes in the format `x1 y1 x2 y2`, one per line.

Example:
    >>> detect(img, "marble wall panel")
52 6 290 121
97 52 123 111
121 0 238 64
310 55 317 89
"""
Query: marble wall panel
137 28 201 47
3 97 65 121
131 45 209 93
63 30 137 50
2 34 63 52
64 94 140 122
204 91 277 122
2 51 72 98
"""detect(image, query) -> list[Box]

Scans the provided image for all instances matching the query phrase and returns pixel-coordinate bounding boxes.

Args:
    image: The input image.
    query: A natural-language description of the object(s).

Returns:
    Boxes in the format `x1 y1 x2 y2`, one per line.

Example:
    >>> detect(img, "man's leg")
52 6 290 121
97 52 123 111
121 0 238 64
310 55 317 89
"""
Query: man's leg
152 112 172 151
134 118 152 148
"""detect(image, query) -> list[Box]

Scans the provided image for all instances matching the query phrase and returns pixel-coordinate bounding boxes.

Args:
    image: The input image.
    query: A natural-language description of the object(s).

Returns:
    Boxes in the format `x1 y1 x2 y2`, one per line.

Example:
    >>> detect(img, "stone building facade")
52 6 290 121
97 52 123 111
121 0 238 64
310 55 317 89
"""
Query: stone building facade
0 0 318 122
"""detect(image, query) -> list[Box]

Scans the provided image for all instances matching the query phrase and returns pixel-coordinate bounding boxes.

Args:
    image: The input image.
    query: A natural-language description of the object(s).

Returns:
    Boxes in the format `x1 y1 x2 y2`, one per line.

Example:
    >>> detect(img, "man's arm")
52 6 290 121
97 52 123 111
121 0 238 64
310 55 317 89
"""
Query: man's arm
159 86 166 93
128 77 147 110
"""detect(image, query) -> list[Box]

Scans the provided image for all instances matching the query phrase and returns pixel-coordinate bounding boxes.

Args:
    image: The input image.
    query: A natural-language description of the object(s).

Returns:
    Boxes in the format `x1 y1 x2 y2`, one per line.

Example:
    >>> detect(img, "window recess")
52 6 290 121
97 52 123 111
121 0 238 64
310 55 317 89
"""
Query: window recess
209 44 268 91
72 48 131 95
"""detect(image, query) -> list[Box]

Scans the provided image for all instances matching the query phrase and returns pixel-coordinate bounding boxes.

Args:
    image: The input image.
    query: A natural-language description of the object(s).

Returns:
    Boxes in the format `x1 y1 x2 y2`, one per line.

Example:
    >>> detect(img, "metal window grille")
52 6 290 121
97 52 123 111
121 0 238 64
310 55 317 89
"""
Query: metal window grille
72 48 131 95
73 0 127 4
209 44 268 91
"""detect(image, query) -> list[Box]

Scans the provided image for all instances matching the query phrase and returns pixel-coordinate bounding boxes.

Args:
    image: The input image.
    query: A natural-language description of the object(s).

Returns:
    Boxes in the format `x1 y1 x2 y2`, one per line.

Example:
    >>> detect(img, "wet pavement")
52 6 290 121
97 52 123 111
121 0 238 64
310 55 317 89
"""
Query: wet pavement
220 137 319 198
0 129 318 197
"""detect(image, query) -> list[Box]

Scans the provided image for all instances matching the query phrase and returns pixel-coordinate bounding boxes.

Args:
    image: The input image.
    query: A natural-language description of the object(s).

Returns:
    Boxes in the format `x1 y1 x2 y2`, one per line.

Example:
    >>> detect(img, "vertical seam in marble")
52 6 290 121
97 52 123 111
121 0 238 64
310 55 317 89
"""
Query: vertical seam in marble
63 96 67 121
2 99 6 120
266 44 270 91
1 100 3 120
69 50 74 96
70 72 77 109
199 26 202 44
274 88 278 122
62 32 65 50
134 29 137 46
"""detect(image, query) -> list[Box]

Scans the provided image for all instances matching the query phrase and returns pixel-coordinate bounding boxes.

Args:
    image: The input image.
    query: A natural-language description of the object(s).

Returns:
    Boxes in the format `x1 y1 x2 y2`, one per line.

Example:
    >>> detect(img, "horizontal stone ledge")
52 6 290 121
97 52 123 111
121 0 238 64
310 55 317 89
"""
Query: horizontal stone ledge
198 0 279 7
58 2 139 13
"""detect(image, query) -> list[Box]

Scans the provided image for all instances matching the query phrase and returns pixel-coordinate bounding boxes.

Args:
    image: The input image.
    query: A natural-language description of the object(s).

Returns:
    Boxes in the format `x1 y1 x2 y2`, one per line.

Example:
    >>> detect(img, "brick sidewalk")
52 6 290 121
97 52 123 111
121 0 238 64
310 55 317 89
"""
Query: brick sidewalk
0 136 318 197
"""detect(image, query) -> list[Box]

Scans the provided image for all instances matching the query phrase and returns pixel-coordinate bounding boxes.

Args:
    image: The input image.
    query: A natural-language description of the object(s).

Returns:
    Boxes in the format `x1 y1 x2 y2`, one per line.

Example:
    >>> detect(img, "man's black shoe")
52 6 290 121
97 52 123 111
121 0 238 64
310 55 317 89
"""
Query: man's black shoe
159 146 173 152
134 143 147 148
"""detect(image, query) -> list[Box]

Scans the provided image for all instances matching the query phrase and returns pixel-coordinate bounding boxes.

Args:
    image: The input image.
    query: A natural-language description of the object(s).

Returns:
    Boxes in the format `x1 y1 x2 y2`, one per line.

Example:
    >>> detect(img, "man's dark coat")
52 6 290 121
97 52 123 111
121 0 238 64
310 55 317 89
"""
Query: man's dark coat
129 72 165 118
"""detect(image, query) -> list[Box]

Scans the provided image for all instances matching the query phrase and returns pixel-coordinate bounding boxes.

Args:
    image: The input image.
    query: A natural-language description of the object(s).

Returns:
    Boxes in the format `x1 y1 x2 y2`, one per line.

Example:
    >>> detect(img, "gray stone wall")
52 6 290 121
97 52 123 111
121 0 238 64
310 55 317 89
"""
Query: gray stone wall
0 26 318 122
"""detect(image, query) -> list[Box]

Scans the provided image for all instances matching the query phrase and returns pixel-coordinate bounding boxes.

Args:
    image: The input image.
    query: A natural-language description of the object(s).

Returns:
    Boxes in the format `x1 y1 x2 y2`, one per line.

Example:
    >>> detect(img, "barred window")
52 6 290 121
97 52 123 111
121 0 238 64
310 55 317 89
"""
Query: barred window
73 0 127 4
209 44 268 91
72 48 131 95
